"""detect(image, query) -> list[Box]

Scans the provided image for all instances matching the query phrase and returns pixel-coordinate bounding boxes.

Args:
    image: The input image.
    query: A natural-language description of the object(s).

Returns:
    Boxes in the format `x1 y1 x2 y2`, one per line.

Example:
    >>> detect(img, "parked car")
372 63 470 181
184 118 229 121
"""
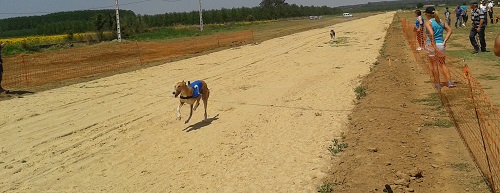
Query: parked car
343 13 353 18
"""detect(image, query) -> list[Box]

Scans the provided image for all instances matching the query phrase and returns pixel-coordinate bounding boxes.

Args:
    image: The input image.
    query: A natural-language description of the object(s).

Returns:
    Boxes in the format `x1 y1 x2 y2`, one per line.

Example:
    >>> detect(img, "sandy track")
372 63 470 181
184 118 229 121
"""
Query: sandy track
0 13 394 192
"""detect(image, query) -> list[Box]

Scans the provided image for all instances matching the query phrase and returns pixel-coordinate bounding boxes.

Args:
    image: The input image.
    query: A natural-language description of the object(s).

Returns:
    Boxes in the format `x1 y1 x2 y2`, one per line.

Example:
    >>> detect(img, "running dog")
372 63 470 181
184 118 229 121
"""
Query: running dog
172 80 210 124
330 29 336 40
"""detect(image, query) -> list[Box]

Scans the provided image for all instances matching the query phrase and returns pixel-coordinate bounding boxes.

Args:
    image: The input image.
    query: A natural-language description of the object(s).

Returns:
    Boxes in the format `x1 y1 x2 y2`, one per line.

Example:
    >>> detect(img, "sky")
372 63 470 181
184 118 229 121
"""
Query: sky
0 0 394 19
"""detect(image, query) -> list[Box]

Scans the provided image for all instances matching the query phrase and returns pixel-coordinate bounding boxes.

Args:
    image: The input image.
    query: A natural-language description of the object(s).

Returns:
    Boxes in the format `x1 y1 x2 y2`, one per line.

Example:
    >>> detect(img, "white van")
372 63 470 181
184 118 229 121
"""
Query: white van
343 13 353 18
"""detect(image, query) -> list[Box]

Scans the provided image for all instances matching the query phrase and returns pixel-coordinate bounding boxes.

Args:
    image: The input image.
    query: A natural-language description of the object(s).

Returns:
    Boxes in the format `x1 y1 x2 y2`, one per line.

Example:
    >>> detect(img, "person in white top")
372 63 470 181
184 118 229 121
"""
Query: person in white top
480 1 488 24
487 0 494 24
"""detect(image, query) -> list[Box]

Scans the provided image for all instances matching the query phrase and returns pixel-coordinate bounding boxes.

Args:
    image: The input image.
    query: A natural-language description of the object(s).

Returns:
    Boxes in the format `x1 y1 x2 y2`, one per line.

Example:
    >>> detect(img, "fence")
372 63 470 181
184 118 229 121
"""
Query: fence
2 29 254 89
401 18 500 193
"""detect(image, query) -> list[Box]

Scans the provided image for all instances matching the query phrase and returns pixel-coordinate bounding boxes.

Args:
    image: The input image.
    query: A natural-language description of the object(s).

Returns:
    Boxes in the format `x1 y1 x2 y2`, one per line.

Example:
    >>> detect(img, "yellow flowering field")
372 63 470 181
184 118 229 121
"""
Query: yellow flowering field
0 32 114 45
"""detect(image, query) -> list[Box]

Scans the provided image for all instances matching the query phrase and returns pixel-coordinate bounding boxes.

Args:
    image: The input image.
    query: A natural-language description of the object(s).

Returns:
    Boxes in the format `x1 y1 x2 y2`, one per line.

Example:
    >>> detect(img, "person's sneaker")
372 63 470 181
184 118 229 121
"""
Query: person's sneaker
472 50 479 54
416 47 423 51
435 83 441 90
0 87 6 93
481 50 490 52
448 81 456 88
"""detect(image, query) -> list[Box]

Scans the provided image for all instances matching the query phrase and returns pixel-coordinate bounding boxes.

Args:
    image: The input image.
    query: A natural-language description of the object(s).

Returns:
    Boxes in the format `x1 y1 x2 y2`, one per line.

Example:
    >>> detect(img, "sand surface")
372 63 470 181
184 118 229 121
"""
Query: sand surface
0 12 394 192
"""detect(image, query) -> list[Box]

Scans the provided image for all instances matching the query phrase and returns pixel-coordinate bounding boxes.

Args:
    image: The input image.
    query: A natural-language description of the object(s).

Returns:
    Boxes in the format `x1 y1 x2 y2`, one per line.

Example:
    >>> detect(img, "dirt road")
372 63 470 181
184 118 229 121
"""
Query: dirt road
0 12 394 192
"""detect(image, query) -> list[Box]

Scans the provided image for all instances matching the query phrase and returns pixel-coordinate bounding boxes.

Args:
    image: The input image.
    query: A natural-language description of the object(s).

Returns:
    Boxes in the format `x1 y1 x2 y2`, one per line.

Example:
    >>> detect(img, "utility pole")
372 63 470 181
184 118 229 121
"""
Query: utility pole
199 0 204 32
115 0 122 42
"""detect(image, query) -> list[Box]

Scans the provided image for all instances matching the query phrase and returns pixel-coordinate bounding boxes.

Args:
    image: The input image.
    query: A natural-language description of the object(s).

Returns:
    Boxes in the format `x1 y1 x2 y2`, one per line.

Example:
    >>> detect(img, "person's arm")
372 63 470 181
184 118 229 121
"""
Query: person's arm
424 21 434 44
477 19 484 32
494 34 500 57
477 10 485 32
443 22 453 46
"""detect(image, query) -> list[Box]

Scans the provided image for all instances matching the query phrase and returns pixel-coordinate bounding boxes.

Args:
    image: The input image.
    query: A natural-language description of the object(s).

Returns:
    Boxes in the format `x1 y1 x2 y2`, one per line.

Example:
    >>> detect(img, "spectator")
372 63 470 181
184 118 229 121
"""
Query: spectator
495 34 500 56
445 7 451 26
0 42 5 93
480 1 488 24
424 7 454 89
461 3 469 26
414 10 425 51
470 1 488 53
487 0 494 24
455 5 463 28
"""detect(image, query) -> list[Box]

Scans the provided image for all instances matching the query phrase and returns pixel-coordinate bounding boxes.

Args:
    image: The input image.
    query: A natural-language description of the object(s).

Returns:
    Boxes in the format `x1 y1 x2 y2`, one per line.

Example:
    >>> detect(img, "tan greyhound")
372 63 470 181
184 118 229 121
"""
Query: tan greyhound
172 80 210 124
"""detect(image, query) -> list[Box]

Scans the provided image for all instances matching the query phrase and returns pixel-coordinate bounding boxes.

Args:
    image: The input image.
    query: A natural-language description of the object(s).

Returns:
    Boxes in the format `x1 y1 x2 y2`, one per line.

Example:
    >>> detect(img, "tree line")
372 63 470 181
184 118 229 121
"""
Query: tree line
0 10 140 39
0 3 342 39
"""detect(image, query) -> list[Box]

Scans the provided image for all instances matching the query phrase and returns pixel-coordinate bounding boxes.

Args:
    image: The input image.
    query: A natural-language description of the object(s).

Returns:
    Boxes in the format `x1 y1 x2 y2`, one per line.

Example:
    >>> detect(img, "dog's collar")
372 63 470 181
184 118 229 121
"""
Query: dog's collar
180 95 193 99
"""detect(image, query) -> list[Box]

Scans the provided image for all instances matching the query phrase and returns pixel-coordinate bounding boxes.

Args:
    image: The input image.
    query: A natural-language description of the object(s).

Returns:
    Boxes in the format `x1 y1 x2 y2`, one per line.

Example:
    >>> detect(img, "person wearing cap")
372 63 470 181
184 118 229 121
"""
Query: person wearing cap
445 7 451 26
470 1 488 53
487 0 494 24
455 5 464 28
0 42 5 93
423 7 454 89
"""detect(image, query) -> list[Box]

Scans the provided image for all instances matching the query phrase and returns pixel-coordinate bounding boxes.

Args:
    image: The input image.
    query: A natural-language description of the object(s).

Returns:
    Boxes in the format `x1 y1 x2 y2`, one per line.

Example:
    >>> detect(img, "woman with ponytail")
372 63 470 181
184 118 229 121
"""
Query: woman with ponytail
424 6 454 89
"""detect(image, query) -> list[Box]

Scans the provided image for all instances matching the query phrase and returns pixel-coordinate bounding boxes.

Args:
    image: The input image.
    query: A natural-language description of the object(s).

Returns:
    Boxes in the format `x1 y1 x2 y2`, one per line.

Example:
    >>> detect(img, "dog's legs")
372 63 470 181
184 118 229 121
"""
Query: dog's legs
193 98 201 111
185 104 193 124
202 90 209 120
203 100 208 120
177 102 183 120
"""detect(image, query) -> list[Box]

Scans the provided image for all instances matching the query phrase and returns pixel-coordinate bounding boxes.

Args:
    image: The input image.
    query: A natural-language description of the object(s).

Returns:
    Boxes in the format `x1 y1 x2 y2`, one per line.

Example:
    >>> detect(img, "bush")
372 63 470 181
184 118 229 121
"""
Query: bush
247 15 256 22
354 86 367 100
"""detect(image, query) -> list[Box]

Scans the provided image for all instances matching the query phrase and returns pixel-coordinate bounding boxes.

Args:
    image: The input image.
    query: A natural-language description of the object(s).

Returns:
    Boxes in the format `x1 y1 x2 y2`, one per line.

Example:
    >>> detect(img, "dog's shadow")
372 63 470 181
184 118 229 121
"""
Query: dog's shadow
183 114 220 132
5 90 35 95
1 90 35 99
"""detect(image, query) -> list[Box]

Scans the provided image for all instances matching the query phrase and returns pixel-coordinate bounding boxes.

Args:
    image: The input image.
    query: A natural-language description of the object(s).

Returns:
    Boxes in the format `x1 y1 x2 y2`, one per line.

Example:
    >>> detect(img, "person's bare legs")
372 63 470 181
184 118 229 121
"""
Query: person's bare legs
429 57 441 89
437 56 454 87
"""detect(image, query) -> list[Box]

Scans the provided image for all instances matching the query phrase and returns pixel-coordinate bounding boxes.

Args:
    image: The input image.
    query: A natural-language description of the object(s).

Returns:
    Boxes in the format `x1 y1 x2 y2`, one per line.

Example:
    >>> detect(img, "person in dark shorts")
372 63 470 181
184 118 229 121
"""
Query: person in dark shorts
0 42 5 93
469 1 488 53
